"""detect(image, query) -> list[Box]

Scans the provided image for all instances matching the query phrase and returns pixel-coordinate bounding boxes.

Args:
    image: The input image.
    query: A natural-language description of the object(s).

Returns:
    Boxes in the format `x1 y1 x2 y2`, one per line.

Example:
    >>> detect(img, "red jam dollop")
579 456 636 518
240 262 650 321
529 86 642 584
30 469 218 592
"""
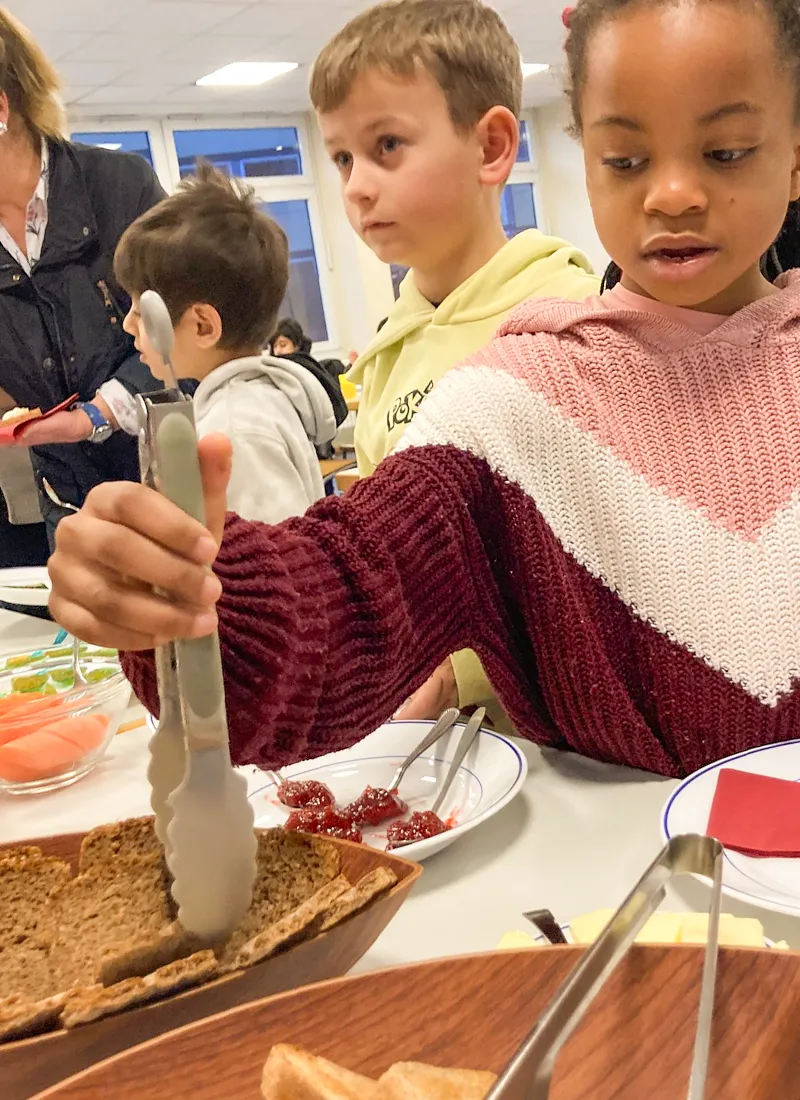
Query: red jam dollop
344 786 408 826
284 806 363 844
278 779 335 809
386 810 450 849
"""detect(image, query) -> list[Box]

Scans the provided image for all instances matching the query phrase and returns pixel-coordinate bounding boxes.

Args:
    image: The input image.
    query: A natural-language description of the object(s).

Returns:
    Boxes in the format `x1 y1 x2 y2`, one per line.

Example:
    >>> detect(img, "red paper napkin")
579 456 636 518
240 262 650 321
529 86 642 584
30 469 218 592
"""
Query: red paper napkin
0 394 79 445
707 767 800 857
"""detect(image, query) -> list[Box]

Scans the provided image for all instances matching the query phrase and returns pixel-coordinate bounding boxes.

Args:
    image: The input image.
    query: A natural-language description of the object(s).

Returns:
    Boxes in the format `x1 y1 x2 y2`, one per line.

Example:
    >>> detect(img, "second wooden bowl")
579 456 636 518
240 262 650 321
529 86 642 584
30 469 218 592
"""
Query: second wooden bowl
27 944 800 1100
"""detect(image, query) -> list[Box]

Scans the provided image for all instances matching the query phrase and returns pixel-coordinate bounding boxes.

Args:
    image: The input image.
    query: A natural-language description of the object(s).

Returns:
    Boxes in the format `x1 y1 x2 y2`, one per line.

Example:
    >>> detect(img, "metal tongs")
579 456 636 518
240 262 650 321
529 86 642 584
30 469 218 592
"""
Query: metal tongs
488 834 724 1099
137 290 257 944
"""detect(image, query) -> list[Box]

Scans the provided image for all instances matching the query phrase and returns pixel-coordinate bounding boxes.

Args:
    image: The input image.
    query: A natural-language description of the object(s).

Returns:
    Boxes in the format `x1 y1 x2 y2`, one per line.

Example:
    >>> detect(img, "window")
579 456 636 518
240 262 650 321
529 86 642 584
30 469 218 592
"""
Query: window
259 200 328 343
70 129 154 167
502 182 537 237
516 120 532 164
172 127 302 179
73 119 335 348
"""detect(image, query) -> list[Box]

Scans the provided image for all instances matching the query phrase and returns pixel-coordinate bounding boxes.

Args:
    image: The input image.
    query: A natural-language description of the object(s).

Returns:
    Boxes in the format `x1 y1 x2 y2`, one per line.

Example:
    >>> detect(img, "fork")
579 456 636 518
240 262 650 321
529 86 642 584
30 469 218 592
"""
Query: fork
265 708 462 798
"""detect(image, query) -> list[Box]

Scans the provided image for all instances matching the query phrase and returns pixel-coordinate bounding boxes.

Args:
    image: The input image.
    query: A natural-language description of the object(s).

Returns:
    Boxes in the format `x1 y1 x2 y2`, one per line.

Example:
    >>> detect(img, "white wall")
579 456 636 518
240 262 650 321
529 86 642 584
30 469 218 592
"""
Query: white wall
534 100 609 276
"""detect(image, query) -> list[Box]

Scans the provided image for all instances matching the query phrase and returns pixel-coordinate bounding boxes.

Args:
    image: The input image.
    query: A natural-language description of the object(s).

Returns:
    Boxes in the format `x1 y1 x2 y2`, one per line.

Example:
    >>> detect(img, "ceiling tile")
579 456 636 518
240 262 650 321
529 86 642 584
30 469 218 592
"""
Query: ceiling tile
25 31 94 62
56 60 136 87
58 32 187 65
3 0 128 34
131 0 250 35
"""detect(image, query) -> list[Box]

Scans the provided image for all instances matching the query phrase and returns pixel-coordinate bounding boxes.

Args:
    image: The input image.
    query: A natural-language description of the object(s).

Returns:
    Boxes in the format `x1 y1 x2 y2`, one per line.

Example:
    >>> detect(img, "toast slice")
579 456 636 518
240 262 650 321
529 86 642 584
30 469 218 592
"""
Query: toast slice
261 1044 379 1100
376 1063 497 1100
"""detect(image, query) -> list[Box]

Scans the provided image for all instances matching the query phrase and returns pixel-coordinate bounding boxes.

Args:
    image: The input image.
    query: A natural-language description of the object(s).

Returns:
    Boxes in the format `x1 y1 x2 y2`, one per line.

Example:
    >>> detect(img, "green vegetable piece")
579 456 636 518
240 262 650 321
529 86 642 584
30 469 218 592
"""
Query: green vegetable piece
5 654 35 669
50 668 75 686
86 667 116 684
11 672 49 692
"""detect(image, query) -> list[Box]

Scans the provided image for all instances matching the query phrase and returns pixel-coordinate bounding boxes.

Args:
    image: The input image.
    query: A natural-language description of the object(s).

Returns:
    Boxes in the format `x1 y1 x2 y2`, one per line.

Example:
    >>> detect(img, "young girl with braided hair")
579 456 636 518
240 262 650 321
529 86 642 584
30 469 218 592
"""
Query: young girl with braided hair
49 0 800 779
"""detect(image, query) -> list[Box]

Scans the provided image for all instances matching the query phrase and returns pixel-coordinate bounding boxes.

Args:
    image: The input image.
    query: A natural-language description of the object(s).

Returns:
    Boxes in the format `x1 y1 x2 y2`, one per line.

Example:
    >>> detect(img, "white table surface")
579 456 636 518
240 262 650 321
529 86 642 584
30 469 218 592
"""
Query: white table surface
2 609 799 962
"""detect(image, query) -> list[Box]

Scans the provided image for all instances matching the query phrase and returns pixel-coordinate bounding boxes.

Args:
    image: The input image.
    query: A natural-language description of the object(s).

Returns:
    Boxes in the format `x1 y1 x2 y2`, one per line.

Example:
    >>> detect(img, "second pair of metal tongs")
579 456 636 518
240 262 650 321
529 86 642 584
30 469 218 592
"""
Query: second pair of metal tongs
137 290 256 944
487 833 724 1099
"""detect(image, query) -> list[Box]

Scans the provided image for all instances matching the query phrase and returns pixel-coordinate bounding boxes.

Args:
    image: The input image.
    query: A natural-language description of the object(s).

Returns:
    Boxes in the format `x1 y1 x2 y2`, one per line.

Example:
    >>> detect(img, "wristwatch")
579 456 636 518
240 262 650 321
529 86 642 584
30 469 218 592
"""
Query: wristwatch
74 401 113 444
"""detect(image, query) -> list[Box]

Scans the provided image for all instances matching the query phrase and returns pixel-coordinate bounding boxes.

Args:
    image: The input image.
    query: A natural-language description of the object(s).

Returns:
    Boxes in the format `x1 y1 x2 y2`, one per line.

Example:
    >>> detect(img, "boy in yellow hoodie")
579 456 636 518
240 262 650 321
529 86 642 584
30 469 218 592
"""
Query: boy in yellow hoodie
311 0 600 720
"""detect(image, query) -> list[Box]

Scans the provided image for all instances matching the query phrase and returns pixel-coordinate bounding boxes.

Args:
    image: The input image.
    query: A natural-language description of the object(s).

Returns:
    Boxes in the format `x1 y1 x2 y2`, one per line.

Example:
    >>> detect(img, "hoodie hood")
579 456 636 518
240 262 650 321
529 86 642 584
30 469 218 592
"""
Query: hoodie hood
349 229 597 385
281 351 349 427
193 353 336 446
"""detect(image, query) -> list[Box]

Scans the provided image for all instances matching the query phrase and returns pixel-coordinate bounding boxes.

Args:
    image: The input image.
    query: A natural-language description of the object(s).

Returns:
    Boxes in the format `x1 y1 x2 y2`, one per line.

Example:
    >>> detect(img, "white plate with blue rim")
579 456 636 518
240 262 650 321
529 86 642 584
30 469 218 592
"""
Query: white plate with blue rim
661 739 800 917
0 566 51 607
248 718 528 862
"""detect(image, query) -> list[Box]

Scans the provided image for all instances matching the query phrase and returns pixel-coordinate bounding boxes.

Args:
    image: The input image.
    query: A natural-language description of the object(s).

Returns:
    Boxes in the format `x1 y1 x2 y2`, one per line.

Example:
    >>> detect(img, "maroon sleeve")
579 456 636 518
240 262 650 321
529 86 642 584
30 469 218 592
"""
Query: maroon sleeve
121 446 501 768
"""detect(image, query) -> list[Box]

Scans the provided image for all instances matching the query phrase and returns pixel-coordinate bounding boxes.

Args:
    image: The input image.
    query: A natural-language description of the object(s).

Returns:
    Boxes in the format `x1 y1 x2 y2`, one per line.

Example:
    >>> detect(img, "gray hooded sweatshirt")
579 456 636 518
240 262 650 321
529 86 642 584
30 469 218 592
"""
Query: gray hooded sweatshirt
192 353 336 525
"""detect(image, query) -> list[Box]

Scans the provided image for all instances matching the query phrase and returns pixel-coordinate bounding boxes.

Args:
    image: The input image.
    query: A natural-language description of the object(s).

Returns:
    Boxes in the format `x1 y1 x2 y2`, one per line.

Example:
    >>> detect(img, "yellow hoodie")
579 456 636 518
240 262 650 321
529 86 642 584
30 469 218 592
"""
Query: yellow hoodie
349 229 600 476
348 228 600 718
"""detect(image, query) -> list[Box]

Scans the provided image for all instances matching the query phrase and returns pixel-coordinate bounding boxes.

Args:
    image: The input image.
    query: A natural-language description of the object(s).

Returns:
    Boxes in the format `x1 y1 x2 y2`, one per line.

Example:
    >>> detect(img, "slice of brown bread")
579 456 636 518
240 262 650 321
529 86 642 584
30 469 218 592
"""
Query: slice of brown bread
61 950 218 1029
49 861 188 990
318 868 398 934
0 993 64 1044
0 845 44 862
0 849 71 945
220 830 340 963
0 939 55 1001
78 816 163 877
232 876 351 971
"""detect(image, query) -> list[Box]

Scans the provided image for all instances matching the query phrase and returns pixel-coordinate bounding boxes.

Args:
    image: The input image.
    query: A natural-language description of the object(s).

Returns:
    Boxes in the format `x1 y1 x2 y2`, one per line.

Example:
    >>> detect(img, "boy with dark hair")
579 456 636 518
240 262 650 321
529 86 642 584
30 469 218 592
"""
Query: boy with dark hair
115 163 340 525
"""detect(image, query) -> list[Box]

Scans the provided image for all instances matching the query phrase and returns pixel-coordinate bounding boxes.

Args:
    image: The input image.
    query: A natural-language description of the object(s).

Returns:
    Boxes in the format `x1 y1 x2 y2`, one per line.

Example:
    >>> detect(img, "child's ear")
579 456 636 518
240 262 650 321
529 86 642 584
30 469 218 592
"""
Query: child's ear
476 106 519 188
192 303 223 348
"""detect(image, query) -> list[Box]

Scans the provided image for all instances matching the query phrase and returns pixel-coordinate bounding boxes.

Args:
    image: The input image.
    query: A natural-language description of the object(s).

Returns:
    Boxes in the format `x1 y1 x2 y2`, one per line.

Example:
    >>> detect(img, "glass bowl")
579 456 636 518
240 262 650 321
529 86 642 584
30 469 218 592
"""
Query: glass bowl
0 644 132 795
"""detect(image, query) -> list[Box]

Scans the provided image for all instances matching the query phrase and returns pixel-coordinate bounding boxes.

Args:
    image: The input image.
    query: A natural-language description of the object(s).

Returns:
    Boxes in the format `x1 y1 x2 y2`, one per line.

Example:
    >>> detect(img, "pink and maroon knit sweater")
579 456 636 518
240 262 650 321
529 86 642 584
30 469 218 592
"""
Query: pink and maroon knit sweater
122 275 800 779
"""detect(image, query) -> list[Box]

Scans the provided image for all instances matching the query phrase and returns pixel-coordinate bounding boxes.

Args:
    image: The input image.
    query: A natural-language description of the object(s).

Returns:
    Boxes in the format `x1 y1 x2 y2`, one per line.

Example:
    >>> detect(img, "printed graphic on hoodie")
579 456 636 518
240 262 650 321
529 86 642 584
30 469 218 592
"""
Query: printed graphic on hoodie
386 380 434 432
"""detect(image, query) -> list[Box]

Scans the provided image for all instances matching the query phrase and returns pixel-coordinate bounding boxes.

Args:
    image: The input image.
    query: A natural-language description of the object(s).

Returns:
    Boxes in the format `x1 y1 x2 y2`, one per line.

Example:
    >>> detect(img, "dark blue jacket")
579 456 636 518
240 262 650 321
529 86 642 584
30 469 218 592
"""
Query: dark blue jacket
0 138 166 518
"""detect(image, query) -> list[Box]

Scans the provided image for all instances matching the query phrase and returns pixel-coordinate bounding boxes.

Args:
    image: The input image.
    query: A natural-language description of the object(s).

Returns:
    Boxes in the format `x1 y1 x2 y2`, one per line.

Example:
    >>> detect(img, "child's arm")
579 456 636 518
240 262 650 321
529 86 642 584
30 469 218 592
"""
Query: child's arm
48 436 534 768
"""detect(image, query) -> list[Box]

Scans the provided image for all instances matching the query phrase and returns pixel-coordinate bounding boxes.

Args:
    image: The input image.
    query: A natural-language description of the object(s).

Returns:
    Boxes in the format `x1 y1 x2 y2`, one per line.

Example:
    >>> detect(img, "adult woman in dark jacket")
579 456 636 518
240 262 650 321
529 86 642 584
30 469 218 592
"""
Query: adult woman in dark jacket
0 11 168 548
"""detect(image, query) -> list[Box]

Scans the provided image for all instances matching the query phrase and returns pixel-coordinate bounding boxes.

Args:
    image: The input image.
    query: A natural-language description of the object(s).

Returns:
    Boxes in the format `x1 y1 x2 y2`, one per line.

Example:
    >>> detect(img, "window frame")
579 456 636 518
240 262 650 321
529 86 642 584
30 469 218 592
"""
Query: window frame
68 114 339 353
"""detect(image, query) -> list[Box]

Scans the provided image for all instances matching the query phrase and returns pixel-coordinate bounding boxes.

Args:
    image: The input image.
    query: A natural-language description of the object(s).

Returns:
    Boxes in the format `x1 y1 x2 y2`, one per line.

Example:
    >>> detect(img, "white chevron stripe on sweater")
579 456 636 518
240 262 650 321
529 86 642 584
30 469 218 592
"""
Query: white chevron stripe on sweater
396 364 800 705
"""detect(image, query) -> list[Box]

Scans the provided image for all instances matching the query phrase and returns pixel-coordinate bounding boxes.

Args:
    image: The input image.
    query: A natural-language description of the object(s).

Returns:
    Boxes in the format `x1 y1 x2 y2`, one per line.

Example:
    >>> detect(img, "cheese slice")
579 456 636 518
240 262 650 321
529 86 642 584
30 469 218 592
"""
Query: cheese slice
496 930 539 951
499 910 769 950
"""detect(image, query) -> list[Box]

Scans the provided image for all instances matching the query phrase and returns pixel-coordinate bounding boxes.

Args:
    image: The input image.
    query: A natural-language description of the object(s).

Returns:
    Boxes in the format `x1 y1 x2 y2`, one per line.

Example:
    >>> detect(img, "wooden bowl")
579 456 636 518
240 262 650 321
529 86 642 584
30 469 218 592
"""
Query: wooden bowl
27 945 800 1100
0 829 421 1100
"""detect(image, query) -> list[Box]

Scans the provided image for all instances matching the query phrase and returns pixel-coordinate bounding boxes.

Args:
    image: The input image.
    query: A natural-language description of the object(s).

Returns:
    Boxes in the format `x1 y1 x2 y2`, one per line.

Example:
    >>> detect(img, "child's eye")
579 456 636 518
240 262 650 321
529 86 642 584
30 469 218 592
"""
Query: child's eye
377 135 403 156
707 148 755 164
602 155 646 172
331 151 352 172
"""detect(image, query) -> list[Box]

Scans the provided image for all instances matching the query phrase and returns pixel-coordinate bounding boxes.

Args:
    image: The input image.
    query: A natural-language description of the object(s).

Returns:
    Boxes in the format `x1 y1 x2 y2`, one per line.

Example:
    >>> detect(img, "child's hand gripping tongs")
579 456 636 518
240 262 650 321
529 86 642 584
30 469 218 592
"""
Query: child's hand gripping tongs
136 290 257 944
488 833 724 1100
